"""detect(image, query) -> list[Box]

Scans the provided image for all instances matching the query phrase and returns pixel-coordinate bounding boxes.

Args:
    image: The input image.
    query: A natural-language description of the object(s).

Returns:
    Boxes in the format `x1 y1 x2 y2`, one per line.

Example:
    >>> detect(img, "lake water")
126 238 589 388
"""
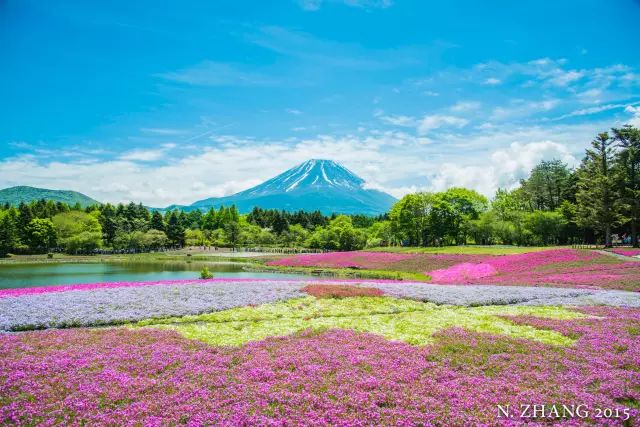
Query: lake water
0 262 305 289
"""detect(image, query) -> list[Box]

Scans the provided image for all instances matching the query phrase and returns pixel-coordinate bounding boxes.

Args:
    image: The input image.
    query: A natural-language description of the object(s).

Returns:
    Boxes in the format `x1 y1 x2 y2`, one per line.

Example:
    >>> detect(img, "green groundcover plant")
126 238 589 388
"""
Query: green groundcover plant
136 296 586 347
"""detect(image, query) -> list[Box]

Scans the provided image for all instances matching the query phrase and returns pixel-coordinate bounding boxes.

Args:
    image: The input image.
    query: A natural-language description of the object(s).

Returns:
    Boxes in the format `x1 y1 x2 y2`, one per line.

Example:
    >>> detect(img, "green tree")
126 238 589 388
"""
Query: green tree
17 202 34 243
523 211 566 245
330 215 366 251
99 204 118 245
576 132 623 247
278 224 308 247
389 193 435 246
52 211 103 253
491 188 529 221
557 201 580 244
439 188 488 244
24 218 57 252
0 209 19 257
367 221 394 247
113 231 147 251
185 229 208 247
201 208 218 231
150 211 166 232
142 229 169 250
166 211 185 247
224 221 241 248
520 160 573 211
612 125 640 247
306 216 366 251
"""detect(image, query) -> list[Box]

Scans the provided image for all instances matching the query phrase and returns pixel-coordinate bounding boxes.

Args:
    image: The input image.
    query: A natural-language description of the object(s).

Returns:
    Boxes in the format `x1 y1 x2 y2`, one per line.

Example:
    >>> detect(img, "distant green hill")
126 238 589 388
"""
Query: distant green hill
0 186 100 207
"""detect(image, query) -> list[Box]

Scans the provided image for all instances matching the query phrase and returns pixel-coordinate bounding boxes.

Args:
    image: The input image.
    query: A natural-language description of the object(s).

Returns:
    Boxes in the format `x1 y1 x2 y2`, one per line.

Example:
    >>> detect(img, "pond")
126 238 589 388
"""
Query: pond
0 262 305 289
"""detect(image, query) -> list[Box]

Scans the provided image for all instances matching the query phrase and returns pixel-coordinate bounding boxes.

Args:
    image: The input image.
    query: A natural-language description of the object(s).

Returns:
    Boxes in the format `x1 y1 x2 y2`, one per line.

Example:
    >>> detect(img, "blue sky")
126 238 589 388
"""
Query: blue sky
1 0 639 206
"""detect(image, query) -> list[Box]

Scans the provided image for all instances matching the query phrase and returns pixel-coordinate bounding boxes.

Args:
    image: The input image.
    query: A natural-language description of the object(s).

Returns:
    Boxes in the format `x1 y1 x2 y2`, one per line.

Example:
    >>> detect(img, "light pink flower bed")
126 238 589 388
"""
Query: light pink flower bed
267 251 416 268
269 249 640 290
429 263 497 282
428 249 640 291
610 248 640 257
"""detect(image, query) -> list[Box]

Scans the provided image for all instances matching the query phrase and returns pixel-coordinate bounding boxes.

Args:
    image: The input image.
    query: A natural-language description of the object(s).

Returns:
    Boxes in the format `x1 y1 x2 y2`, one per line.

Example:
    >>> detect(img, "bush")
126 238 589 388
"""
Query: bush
200 267 213 279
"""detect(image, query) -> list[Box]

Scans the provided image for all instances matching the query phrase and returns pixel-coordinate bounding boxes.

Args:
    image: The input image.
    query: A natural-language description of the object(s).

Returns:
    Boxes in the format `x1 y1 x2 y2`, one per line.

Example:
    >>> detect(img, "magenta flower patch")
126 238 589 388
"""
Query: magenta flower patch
429 262 498 282
267 251 417 268
1 307 638 425
610 248 640 257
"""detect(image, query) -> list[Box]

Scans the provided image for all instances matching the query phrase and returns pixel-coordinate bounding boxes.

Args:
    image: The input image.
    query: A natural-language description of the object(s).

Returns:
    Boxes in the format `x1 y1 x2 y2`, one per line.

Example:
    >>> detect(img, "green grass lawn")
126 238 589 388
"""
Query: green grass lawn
368 245 563 255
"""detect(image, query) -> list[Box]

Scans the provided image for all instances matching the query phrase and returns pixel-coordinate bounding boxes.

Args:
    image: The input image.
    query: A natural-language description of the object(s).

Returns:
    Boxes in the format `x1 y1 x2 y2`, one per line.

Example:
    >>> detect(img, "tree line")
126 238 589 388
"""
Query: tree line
389 125 639 248
0 199 380 255
0 125 638 255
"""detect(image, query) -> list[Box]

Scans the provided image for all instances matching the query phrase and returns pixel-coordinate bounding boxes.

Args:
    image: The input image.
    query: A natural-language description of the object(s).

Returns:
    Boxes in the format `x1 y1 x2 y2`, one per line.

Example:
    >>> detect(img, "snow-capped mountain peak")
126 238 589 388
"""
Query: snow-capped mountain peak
189 159 396 215
242 159 365 196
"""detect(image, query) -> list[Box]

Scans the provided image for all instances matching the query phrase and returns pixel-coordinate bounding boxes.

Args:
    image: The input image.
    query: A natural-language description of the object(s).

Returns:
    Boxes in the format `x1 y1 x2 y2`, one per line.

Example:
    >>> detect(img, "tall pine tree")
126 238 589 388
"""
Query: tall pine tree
166 211 185 247
576 132 622 247
612 125 640 247
150 211 166 232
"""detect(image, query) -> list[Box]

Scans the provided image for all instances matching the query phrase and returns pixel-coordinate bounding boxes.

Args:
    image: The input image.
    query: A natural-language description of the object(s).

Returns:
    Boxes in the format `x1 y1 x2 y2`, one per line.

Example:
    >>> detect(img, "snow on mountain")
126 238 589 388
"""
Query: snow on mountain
188 159 396 215
241 160 364 196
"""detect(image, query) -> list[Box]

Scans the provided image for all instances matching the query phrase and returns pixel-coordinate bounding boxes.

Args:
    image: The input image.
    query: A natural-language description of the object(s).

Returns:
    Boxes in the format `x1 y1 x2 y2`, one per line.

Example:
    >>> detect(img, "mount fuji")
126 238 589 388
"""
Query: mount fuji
180 160 397 215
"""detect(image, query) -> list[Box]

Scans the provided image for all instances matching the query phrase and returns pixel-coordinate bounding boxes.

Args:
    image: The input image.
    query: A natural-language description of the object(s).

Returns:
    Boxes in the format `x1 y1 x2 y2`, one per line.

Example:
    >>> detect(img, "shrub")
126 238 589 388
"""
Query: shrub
199 267 213 279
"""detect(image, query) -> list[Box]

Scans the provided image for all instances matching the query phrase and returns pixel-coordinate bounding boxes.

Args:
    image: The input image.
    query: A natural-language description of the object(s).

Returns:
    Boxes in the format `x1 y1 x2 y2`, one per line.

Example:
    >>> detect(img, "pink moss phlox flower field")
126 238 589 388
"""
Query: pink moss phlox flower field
429 262 497 282
429 249 596 283
267 251 417 268
610 248 640 257
428 249 640 291
1 307 639 426
268 249 640 290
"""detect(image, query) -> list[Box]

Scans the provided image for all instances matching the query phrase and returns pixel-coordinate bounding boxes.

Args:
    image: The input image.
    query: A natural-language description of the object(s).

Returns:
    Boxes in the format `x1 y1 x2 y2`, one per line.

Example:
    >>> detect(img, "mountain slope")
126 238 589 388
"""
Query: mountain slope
0 186 100 207
190 159 396 215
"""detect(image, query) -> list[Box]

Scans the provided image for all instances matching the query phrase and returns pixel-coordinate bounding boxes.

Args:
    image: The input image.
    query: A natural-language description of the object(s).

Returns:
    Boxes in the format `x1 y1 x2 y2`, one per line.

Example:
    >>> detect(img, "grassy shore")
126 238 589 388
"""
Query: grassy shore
246 264 430 281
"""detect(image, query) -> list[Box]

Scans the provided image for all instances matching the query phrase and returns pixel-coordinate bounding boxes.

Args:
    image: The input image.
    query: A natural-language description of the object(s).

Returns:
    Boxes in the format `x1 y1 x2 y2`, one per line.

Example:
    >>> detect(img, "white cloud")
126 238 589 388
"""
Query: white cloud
380 114 416 127
547 69 584 87
0 132 425 206
551 102 640 121
119 149 168 162
1 119 613 206
286 108 303 115
427 141 578 196
625 105 640 127
576 88 602 104
490 98 560 121
450 101 481 112
417 115 468 135
483 77 501 85
469 58 638 94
